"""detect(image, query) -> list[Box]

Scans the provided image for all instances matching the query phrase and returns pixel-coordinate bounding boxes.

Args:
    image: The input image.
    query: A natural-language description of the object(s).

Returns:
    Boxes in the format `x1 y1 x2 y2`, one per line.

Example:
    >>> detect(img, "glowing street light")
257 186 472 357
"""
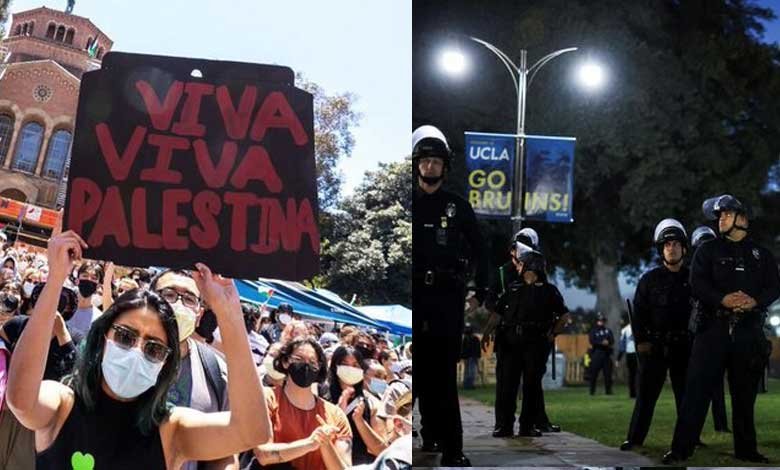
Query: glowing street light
440 37 606 230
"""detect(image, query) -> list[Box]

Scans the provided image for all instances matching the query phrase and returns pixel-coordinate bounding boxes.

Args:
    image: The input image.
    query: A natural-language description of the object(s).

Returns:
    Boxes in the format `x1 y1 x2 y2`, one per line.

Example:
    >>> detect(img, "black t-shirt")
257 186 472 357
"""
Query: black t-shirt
495 281 568 332
632 265 692 341
2 315 78 381
36 387 166 469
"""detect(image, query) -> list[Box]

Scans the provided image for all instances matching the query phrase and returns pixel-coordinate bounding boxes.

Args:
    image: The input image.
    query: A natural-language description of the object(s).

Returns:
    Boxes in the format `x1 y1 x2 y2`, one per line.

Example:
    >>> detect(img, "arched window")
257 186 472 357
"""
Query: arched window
0 189 27 203
14 25 21 36
55 25 65 42
42 130 71 179
21 23 28 35
65 28 75 44
46 23 56 39
28 22 34 35
97 47 104 59
12 122 44 173
0 114 14 160
86 36 93 50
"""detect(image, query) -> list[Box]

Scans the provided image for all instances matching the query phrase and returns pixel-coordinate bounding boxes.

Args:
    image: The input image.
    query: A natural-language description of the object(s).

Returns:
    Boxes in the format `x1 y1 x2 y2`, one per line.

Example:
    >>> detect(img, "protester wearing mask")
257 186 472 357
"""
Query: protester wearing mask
66 261 104 341
2 256 17 282
352 333 377 361
364 361 389 399
327 346 384 465
0 282 21 325
242 303 269 366
151 269 234 470
260 343 286 389
261 303 294 344
6 231 272 469
20 269 41 301
350 391 413 470
250 337 352 470
379 350 398 380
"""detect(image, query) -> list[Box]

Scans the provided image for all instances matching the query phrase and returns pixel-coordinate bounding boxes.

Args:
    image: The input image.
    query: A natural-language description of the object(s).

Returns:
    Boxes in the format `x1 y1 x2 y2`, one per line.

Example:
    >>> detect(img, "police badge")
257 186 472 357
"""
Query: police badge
446 202 457 218
753 248 760 260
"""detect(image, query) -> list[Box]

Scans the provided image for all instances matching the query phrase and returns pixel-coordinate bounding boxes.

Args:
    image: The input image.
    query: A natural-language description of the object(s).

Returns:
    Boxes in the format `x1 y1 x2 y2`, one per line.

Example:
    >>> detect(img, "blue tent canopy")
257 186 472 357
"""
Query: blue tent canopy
236 280 384 329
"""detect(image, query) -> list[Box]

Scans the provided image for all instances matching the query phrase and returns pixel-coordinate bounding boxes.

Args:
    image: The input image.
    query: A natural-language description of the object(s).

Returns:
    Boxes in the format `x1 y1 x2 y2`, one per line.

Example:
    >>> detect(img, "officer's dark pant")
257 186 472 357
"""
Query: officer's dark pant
711 370 728 431
671 321 766 458
589 349 613 394
626 340 690 445
495 333 548 432
414 281 465 457
534 341 553 427
626 353 638 398
493 338 504 430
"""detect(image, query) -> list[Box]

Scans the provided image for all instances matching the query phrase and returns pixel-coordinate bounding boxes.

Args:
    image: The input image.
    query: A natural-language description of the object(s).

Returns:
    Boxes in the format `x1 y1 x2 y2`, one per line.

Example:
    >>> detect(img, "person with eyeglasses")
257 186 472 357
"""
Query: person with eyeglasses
149 268 235 470
5 230 271 469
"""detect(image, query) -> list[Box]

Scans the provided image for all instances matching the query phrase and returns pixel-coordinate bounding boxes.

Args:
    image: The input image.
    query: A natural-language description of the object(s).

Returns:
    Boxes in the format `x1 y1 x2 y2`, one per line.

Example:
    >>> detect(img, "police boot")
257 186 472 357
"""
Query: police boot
517 427 542 437
662 450 686 465
492 428 514 438
735 451 770 463
620 440 635 451
440 452 472 467
538 423 561 433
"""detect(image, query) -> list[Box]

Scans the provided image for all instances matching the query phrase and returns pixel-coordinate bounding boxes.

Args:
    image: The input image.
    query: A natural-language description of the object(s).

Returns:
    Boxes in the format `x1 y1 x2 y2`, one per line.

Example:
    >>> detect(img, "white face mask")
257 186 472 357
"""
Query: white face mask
278 313 292 325
336 365 364 385
369 377 388 396
172 302 197 342
262 356 286 381
101 339 164 399
22 282 34 297
91 295 102 309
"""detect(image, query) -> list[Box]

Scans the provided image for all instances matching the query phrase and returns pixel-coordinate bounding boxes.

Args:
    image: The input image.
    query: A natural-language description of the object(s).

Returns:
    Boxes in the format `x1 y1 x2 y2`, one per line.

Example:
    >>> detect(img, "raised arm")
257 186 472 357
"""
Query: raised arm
6 231 86 430
101 261 115 311
171 263 271 461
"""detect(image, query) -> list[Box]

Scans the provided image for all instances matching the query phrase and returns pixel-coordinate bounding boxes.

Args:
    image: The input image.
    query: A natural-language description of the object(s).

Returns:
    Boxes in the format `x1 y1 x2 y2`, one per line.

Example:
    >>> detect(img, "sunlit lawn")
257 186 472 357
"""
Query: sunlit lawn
460 379 780 466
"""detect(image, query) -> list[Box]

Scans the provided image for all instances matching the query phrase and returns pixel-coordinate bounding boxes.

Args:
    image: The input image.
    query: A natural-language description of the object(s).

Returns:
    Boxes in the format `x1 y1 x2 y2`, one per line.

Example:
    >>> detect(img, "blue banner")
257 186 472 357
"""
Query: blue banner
524 135 575 223
464 132 515 218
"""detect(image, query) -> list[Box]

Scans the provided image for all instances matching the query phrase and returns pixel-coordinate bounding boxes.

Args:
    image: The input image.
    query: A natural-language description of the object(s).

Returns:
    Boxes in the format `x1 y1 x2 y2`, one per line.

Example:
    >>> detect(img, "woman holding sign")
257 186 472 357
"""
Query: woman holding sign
6 230 271 469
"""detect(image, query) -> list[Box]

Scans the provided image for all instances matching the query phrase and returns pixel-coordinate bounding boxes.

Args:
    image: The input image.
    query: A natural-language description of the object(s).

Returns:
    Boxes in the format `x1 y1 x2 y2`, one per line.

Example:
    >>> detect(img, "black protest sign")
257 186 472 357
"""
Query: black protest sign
64 52 319 280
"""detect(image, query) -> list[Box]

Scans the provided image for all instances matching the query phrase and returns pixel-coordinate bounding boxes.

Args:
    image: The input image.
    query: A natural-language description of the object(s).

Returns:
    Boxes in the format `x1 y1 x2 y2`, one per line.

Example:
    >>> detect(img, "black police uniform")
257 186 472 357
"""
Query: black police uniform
669 236 780 460
493 277 567 434
588 323 614 394
625 265 692 446
413 184 488 460
486 260 518 432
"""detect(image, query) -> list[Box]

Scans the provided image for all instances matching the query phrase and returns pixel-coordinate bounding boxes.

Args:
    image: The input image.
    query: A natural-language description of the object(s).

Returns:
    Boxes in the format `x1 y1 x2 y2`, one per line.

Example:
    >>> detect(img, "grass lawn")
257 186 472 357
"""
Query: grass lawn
460 379 780 466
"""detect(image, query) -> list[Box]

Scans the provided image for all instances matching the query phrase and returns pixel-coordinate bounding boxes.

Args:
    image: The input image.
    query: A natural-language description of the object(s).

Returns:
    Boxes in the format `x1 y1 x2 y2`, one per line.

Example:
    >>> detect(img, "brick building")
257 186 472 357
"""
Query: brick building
0 6 112 209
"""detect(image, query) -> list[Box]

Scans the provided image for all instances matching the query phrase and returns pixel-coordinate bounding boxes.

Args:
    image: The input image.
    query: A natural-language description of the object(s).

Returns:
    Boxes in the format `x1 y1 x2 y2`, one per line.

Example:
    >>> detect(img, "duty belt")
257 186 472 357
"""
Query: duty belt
646 331 690 343
413 269 463 286
500 321 549 336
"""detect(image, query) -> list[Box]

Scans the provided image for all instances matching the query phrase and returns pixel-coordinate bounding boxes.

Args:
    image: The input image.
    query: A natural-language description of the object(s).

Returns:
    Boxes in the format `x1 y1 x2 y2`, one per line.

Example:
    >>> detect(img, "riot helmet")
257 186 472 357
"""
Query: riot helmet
691 226 717 249
653 218 687 265
517 249 546 278
511 227 539 252
413 125 452 186
702 194 750 236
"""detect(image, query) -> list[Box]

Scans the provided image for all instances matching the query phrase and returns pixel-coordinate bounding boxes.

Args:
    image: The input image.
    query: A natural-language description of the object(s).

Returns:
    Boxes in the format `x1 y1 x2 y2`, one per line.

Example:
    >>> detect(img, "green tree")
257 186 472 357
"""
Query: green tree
296 74 361 210
414 0 780 334
0 0 11 38
321 161 411 306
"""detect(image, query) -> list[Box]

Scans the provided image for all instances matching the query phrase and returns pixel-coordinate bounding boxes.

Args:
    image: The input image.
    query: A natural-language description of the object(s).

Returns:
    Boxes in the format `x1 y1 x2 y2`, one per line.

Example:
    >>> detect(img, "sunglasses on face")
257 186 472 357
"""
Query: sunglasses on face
157 287 200 310
108 324 172 363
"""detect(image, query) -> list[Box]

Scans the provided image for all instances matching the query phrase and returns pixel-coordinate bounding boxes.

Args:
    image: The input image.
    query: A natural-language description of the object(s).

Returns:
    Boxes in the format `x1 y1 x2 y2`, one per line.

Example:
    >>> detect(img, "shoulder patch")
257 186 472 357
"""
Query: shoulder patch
752 248 760 260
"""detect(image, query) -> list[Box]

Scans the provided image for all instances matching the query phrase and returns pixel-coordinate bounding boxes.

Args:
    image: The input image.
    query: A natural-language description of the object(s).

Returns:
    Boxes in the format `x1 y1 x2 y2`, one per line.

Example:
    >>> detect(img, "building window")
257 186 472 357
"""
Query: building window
14 25 21 36
22 23 28 35
42 130 71 179
86 36 93 50
65 28 75 45
0 114 14 159
97 47 104 59
55 25 65 42
28 22 34 35
46 23 56 39
12 122 44 173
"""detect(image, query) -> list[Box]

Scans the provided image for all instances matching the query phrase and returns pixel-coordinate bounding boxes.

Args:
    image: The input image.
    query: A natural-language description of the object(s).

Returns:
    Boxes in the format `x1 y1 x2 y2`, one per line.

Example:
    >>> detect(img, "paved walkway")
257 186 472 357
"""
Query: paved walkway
413 396 656 468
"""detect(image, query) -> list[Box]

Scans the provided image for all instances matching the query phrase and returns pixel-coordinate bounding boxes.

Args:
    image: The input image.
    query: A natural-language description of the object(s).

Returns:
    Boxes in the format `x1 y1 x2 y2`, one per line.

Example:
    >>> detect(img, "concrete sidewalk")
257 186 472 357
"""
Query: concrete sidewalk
413 396 656 468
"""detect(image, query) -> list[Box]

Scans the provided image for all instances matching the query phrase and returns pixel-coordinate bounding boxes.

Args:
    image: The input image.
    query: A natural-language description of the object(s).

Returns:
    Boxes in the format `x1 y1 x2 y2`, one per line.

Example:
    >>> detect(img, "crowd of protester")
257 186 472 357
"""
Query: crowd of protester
0 235 413 470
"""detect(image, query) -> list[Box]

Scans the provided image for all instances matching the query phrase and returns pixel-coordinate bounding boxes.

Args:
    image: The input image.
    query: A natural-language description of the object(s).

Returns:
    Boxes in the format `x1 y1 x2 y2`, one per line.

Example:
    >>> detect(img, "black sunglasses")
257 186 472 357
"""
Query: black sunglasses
108 324 172 363
157 287 200 310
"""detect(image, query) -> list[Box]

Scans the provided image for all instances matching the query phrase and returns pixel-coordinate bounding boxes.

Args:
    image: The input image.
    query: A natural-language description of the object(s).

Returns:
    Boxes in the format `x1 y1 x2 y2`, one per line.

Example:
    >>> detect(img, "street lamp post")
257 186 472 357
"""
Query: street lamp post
468 37 578 233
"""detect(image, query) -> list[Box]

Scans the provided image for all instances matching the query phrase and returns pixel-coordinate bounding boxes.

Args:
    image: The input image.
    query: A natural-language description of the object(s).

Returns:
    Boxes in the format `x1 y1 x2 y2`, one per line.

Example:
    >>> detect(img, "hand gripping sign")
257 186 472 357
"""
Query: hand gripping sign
64 52 319 280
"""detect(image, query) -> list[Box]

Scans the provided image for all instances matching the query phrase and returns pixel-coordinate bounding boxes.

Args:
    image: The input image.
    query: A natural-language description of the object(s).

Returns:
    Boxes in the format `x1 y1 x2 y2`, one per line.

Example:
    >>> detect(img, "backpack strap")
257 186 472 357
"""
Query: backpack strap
195 341 227 410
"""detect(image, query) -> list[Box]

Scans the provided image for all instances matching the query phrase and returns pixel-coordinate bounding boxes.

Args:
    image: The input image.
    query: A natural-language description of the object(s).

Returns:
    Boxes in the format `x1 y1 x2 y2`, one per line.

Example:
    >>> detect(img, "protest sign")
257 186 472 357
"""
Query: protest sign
64 52 319 280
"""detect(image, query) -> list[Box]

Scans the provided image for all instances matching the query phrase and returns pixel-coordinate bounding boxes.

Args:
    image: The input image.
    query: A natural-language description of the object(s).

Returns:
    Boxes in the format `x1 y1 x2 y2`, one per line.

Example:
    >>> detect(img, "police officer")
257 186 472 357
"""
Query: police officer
621 219 692 451
482 228 539 436
413 125 488 467
492 249 568 437
690 226 730 434
588 314 614 395
664 195 780 464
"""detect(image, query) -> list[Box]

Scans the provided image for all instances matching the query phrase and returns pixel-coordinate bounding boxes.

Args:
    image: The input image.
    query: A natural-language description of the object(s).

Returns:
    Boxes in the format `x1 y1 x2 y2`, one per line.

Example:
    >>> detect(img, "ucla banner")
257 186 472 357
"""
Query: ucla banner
524 135 575 223
464 132 515 218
